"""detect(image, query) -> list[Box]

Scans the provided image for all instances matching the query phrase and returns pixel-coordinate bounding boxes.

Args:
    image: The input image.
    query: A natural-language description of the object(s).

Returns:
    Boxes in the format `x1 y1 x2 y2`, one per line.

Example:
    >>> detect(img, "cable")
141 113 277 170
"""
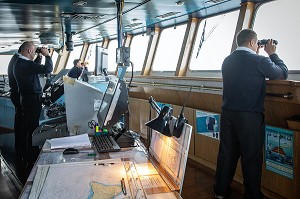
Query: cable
128 61 134 89
60 17 65 48
196 14 225 58
205 14 225 40
196 20 206 58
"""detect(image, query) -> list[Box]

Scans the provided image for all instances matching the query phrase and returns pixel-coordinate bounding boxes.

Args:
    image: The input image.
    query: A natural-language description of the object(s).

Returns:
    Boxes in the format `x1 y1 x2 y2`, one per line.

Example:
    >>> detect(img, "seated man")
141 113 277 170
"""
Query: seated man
67 59 84 79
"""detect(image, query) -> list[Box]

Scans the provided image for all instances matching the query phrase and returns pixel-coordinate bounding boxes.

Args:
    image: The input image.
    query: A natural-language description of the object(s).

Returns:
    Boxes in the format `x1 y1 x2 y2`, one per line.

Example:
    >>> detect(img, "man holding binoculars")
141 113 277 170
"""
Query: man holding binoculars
214 29 288 199
13 41 53 177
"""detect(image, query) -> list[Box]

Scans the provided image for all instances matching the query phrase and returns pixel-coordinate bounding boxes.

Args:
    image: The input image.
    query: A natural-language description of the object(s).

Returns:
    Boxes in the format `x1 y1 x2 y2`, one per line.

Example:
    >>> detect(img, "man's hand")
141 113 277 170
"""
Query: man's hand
40 47 50 57
264 39 277 56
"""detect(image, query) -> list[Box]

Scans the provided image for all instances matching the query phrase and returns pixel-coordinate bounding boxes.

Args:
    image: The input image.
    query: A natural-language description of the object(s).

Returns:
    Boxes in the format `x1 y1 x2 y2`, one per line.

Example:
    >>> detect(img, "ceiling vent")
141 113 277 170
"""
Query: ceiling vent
62 13 106 20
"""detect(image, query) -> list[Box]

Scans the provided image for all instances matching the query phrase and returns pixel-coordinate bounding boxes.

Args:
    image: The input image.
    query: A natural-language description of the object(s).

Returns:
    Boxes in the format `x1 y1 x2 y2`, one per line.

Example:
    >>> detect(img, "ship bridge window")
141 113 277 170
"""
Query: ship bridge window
0 55 12 75
107 39 118 72
189 10 239 71
253 0 299 71
129 33 148 71
85 42 102 71
152 24 187 71
65 45 83 69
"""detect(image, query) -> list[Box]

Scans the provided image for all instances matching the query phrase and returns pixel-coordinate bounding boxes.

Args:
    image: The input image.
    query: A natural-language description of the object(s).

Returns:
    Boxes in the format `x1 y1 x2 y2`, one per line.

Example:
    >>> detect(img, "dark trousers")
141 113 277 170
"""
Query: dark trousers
214 109 265 199
20 94 42 164
10 91 23 155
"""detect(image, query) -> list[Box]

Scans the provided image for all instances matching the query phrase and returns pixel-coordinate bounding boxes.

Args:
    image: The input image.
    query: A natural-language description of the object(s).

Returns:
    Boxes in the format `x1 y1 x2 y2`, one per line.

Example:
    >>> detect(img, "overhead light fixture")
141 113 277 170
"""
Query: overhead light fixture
41 28 49 32
61 13 72 18
124 23 143 29
62 13 105 20
131 18 139 22
175 1 186 5
205 0 225 4
51 21 60 25
155 12 181 19
73 0 87 6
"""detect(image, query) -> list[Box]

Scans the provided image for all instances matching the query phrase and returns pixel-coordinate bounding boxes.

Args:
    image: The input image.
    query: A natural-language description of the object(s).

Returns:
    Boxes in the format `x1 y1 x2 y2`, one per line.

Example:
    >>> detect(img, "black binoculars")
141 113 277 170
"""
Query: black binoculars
258 39 278 45
36 47 50 54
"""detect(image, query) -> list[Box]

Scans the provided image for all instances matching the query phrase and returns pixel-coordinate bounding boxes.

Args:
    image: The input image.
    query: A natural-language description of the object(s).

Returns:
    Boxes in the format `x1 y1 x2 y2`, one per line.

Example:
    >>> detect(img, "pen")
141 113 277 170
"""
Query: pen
121 178 127 195
94 163 115 166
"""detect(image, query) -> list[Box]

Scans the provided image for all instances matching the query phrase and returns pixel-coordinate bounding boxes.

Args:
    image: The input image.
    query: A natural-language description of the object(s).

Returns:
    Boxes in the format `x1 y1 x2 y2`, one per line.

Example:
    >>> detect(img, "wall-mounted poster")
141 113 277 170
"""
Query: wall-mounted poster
265 126 294 179
195 110 220 140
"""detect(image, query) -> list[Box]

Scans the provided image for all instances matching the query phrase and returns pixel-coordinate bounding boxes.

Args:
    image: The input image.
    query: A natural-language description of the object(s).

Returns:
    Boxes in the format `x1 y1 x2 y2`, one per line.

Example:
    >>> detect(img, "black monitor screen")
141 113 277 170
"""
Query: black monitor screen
95 45 108 76
97 78 128 130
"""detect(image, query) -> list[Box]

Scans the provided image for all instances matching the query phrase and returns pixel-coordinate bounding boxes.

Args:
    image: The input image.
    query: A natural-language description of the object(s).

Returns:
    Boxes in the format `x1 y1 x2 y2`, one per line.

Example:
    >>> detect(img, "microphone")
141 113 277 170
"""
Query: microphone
172 86 192 138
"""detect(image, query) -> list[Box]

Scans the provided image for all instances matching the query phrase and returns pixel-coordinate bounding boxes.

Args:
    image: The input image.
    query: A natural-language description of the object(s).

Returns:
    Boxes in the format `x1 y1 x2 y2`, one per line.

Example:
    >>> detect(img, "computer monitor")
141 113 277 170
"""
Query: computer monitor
95 45 108 76
97 78 128 130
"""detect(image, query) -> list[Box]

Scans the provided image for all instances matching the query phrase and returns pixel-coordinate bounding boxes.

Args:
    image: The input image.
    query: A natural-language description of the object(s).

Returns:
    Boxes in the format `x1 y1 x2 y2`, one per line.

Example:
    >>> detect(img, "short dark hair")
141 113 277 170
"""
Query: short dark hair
236 29 257 46
20 41 34 53
73 59 81 66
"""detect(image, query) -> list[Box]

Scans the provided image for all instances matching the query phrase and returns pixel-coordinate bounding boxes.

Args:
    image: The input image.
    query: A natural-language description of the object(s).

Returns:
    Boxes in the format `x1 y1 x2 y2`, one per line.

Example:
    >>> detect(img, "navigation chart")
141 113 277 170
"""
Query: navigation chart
29 160 129 199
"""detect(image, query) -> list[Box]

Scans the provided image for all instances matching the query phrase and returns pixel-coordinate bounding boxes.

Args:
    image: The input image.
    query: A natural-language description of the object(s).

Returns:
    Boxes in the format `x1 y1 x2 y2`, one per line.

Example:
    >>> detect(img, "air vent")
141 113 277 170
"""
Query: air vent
62 13 106 20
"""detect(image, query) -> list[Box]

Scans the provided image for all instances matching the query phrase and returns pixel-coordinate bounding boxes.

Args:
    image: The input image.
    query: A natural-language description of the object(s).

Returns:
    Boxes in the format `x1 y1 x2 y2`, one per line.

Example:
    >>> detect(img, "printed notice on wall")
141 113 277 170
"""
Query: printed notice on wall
195 110 220 140
265 126 294 179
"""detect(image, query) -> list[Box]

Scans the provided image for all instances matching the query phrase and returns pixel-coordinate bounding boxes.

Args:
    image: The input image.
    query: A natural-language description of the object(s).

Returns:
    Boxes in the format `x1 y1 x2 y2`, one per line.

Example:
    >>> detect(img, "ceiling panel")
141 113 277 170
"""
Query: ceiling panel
0 0 267 53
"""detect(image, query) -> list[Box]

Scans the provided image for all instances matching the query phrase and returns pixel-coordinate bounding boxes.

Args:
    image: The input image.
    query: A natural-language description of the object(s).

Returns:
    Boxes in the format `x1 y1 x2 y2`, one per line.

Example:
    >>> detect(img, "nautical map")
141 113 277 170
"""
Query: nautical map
87 182 122 199
29 160 129 199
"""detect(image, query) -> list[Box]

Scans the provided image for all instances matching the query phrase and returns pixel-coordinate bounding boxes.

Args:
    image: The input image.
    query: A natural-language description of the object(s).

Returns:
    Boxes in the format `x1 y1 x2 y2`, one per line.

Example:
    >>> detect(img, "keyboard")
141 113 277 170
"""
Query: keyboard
93 134 121 153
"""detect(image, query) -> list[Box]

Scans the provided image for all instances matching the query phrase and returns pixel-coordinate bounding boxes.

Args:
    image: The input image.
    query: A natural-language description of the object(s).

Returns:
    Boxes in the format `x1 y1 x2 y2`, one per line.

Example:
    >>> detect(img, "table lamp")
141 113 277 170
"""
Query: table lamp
145 105 173 137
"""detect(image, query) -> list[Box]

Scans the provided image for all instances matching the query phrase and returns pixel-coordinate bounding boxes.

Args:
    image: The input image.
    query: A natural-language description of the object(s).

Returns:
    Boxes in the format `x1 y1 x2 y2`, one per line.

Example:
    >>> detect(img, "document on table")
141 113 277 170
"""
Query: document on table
49 133 91 149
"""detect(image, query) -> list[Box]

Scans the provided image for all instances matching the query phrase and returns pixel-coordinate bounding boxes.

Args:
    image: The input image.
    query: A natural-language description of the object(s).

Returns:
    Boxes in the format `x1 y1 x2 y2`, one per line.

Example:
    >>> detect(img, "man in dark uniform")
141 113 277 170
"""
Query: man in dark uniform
13 41 53 170
7 45 42 157
214 29 288 199
67 59 84 79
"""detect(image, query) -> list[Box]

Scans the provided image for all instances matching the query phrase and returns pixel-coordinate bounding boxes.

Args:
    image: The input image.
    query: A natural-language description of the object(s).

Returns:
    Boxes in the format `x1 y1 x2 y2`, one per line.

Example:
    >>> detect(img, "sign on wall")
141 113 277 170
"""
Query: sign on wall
195 110 220 140
265 126 294 179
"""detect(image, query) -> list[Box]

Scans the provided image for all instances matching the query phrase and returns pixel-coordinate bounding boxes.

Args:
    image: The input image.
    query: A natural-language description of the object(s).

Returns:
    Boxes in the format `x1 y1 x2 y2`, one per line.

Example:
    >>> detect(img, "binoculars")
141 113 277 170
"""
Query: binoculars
258 39 278 45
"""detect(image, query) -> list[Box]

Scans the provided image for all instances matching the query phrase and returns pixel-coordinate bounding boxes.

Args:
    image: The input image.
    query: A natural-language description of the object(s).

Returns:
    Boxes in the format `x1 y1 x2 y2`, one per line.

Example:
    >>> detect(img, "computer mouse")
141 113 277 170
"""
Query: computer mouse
63 148 79 155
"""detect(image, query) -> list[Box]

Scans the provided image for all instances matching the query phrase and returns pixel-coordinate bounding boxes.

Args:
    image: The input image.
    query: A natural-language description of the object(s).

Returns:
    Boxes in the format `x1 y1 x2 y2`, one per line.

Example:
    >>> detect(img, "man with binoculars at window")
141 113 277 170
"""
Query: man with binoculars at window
214 29 288 199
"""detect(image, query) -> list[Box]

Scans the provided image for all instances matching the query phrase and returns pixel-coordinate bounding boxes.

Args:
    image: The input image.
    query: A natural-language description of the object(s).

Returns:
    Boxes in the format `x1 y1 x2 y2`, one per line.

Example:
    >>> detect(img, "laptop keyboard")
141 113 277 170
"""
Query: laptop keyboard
93 134 121 153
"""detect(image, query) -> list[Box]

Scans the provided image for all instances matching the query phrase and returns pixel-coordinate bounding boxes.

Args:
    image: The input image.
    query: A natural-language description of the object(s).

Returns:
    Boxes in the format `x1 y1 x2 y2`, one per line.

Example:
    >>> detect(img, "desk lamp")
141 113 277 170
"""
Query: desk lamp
145 97 173 137
146 87 191 138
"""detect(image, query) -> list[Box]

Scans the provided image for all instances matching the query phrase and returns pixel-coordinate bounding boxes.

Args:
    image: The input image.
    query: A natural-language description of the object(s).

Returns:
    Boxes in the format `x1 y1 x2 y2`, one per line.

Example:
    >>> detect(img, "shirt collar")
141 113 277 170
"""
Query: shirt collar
19 54 30 61
236 46 256 54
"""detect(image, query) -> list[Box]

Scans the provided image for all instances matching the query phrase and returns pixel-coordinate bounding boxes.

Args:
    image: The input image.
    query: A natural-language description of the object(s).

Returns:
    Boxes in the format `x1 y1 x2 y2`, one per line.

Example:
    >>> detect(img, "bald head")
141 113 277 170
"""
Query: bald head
20 41 36 60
